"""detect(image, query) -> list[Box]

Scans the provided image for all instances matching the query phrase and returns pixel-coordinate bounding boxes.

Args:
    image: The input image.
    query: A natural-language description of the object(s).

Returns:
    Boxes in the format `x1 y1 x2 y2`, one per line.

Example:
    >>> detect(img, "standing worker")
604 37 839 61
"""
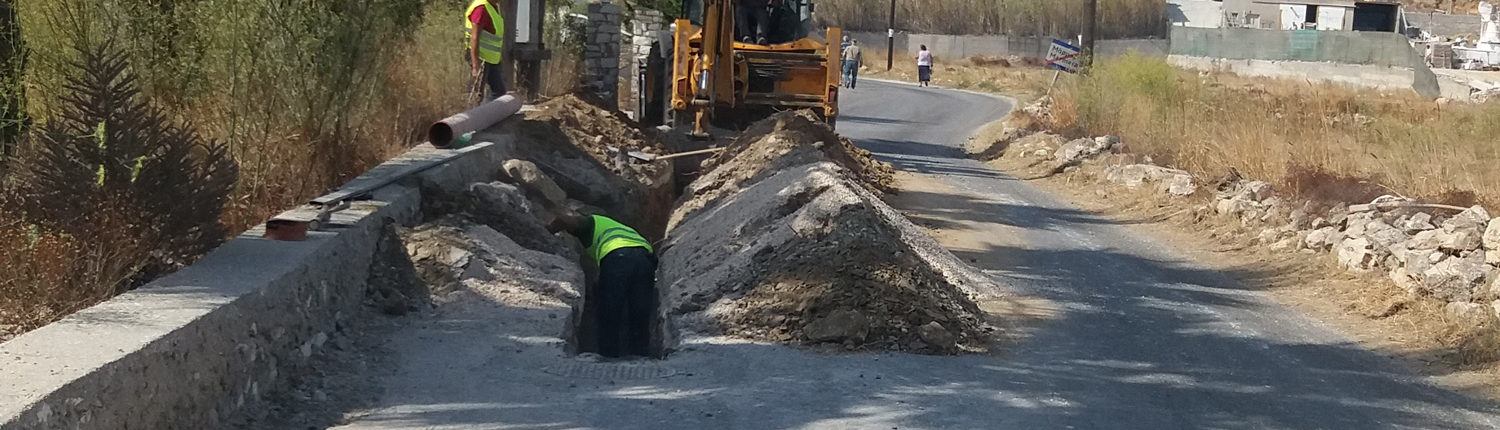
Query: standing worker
466 0 509 102
916 44 934 87
841 39 862 89
549 211 658 358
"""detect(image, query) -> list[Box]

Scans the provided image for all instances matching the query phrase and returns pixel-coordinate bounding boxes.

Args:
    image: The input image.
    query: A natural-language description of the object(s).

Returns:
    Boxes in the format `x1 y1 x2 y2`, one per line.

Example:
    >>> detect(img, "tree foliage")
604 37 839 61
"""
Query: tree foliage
18 41 238 284
0 0 25 162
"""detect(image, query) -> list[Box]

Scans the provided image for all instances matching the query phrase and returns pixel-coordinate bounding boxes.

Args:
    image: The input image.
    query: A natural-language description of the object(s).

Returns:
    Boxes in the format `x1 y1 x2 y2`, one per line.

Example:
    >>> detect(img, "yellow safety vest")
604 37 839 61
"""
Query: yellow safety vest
465 0 505 64
587 215 653 263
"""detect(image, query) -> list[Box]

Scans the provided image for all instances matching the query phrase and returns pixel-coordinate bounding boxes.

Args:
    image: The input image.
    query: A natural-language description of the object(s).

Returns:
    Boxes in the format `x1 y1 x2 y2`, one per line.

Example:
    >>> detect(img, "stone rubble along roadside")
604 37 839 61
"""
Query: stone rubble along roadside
987 96 1500 322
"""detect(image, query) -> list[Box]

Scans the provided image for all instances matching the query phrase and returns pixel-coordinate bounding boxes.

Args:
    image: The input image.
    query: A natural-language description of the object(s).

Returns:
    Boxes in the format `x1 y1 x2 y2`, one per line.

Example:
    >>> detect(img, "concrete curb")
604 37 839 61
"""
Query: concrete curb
0 134 517 430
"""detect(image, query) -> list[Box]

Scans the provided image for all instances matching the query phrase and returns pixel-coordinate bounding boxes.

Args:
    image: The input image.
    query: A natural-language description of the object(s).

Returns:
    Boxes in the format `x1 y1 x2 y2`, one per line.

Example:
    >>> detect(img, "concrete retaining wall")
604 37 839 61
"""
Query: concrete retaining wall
0 137 516 429
843 31 1168 61
1168 27 1440 98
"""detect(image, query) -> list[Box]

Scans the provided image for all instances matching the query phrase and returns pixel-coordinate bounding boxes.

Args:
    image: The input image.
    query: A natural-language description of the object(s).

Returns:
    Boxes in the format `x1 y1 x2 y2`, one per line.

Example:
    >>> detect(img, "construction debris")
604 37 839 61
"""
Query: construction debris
507 94 675 237
660 112 1002 354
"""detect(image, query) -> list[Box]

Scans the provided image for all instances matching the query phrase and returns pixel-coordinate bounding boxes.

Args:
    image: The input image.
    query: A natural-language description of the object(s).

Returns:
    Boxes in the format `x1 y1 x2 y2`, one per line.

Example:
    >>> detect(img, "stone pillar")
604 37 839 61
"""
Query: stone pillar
585 1 622 109
625 9 669 113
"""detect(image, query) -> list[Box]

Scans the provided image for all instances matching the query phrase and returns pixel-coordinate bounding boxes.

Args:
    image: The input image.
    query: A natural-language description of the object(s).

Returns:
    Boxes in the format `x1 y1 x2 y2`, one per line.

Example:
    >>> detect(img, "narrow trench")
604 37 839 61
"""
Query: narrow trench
560 143 701 360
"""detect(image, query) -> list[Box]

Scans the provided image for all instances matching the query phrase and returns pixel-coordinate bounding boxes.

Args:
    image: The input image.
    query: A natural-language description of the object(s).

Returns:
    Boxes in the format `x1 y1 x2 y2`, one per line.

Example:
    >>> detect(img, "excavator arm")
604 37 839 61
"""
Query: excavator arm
659 0 839 135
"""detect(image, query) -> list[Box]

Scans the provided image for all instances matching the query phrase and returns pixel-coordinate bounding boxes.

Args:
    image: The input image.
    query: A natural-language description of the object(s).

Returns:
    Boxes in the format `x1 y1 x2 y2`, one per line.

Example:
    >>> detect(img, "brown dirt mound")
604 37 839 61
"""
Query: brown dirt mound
712 182 992 353
506 93 674 238
670 110 894 229
661 161 1002 355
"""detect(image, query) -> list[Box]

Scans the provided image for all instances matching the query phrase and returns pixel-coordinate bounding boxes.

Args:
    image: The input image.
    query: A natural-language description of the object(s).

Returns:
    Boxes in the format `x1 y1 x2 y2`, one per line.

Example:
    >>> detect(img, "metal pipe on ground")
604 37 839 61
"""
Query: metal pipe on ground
429 94 524 148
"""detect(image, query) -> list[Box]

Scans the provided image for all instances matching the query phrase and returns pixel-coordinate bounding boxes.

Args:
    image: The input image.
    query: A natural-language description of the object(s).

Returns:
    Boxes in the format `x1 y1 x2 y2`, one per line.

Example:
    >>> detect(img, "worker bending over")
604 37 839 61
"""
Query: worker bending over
549 211 657 358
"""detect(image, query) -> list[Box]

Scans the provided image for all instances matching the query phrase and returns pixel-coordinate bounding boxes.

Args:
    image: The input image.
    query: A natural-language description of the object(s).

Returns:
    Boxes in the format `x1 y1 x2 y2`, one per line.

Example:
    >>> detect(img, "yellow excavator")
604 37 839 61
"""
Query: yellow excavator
637 0 841 134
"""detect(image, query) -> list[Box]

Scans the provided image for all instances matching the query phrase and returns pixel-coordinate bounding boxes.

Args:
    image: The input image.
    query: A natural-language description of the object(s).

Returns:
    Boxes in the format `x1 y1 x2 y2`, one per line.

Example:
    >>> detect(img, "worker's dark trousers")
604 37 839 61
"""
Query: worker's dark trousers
481 62 507 101
596 247 657 358
736 6 769 43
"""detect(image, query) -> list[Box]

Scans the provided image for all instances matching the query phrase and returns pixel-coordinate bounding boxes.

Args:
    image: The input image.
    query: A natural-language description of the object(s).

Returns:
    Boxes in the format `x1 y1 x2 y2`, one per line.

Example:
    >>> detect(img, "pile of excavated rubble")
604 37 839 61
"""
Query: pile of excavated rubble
985 97 1500 324
507 94 675 237
659 111 1004 354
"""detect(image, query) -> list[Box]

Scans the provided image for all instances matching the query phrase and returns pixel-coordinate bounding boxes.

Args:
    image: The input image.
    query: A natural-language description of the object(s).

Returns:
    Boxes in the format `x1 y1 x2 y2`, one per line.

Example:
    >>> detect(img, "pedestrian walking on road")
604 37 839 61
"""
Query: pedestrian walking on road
549 211 658 358
841 39 863 89
466 0 509 103
916 44 934 87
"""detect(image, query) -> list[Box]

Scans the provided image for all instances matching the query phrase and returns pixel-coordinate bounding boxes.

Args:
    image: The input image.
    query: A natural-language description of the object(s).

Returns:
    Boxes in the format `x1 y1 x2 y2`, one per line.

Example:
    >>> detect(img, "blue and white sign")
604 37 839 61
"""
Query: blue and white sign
1046 39 1082 73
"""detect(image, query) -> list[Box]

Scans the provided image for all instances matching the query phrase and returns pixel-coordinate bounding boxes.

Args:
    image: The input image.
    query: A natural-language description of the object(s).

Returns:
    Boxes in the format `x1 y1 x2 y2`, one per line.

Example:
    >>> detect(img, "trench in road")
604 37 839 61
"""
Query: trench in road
320 79 1500 430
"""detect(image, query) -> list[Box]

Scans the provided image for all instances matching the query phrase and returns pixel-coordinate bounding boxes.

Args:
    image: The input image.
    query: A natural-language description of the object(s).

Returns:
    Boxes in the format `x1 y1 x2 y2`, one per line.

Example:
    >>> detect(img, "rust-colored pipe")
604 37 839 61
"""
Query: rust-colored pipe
428 94 524 148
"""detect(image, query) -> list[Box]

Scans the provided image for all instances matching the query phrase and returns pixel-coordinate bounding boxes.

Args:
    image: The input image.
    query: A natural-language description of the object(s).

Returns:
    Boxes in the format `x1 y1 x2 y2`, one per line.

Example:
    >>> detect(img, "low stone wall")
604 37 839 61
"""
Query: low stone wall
1169 55 1441 98
843 31 1168 61
0 138 516 429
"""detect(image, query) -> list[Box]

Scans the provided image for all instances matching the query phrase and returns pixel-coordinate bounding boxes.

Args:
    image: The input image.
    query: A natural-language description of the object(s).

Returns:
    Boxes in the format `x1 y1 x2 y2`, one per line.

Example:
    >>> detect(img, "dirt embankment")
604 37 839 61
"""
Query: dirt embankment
506 94 675 239
659 111 1006 354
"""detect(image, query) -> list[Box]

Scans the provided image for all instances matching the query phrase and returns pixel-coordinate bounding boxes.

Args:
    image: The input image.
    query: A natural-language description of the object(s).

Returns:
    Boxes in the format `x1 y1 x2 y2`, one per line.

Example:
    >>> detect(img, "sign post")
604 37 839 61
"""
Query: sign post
1044 38 1082 96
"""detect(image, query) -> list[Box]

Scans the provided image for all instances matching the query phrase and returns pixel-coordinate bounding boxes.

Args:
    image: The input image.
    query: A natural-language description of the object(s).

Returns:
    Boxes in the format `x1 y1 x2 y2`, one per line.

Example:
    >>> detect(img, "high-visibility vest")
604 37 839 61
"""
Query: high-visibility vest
465 0 505 65
587 215 653 263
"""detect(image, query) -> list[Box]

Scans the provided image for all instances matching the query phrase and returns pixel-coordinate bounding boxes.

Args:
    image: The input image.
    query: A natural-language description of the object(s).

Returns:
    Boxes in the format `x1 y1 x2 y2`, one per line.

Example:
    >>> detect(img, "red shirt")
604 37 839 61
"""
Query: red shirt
469 3 496 34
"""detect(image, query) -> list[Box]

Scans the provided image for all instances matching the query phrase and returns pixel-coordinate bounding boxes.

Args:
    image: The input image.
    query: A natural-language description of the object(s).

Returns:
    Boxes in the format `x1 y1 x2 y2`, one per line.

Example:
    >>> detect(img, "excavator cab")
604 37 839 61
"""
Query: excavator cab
637 0 841 134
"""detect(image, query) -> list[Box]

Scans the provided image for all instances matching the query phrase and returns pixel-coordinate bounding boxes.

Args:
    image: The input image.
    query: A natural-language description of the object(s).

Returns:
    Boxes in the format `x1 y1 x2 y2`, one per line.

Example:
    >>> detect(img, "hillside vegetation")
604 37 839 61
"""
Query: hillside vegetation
817 0 1168 38
0 0 583 337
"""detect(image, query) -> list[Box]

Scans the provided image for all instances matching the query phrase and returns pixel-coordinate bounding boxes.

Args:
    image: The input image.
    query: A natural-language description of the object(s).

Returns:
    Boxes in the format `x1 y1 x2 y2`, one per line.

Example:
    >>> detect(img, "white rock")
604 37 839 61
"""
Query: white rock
1488 250 1500 266
1407 230 1446 250
1421 253 1489 302
1440 229 1484 252
1343 212 1376 238
1270 237 1299 251
1217 198 1248 217
1443 206 1492 232
1445 301 1490 323
1053 138 1110 164
1305 227 1341 251
1390 267 1421 295
1160 173 1198 197
1311 217 1330 229
1337 238 1380 271
1399 212 1436 233
1485 218 1500 250
1363 221 1409 251
1241 181 1274 202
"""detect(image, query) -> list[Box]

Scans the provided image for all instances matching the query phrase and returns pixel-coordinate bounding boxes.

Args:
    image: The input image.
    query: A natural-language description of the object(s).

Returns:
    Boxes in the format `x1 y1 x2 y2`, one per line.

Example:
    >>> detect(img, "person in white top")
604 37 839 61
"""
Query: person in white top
916 45 934 87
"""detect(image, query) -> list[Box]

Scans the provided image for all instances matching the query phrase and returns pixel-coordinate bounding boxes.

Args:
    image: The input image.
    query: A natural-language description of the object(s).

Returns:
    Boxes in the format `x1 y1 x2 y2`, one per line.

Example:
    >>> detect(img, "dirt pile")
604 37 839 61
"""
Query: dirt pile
671 110 894 229
660 115 1002 355
506 93 674 237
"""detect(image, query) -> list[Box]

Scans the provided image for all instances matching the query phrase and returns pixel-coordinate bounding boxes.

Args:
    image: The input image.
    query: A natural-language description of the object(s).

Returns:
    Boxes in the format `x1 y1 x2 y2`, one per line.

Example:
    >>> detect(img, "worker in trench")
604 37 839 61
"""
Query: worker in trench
547 209 658 358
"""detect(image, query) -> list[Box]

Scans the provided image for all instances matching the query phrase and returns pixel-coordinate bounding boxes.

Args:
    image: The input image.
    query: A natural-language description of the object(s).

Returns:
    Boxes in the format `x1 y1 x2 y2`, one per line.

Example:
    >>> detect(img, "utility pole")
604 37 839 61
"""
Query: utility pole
1082 0 1098 69
886 0 895 71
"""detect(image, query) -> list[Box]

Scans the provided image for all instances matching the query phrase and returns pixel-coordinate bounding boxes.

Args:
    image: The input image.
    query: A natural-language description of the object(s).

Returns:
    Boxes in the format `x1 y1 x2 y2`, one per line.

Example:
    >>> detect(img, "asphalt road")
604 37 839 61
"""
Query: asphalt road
326 80 1500 430
841 79 1500 429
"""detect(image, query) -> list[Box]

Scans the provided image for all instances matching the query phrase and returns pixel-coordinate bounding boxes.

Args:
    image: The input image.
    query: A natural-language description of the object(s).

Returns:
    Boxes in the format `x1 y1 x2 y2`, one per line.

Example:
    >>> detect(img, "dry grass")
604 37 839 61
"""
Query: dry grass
860 50 1057 103
818 0 1167 39
1051 55 1500 208
0 1 475 337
